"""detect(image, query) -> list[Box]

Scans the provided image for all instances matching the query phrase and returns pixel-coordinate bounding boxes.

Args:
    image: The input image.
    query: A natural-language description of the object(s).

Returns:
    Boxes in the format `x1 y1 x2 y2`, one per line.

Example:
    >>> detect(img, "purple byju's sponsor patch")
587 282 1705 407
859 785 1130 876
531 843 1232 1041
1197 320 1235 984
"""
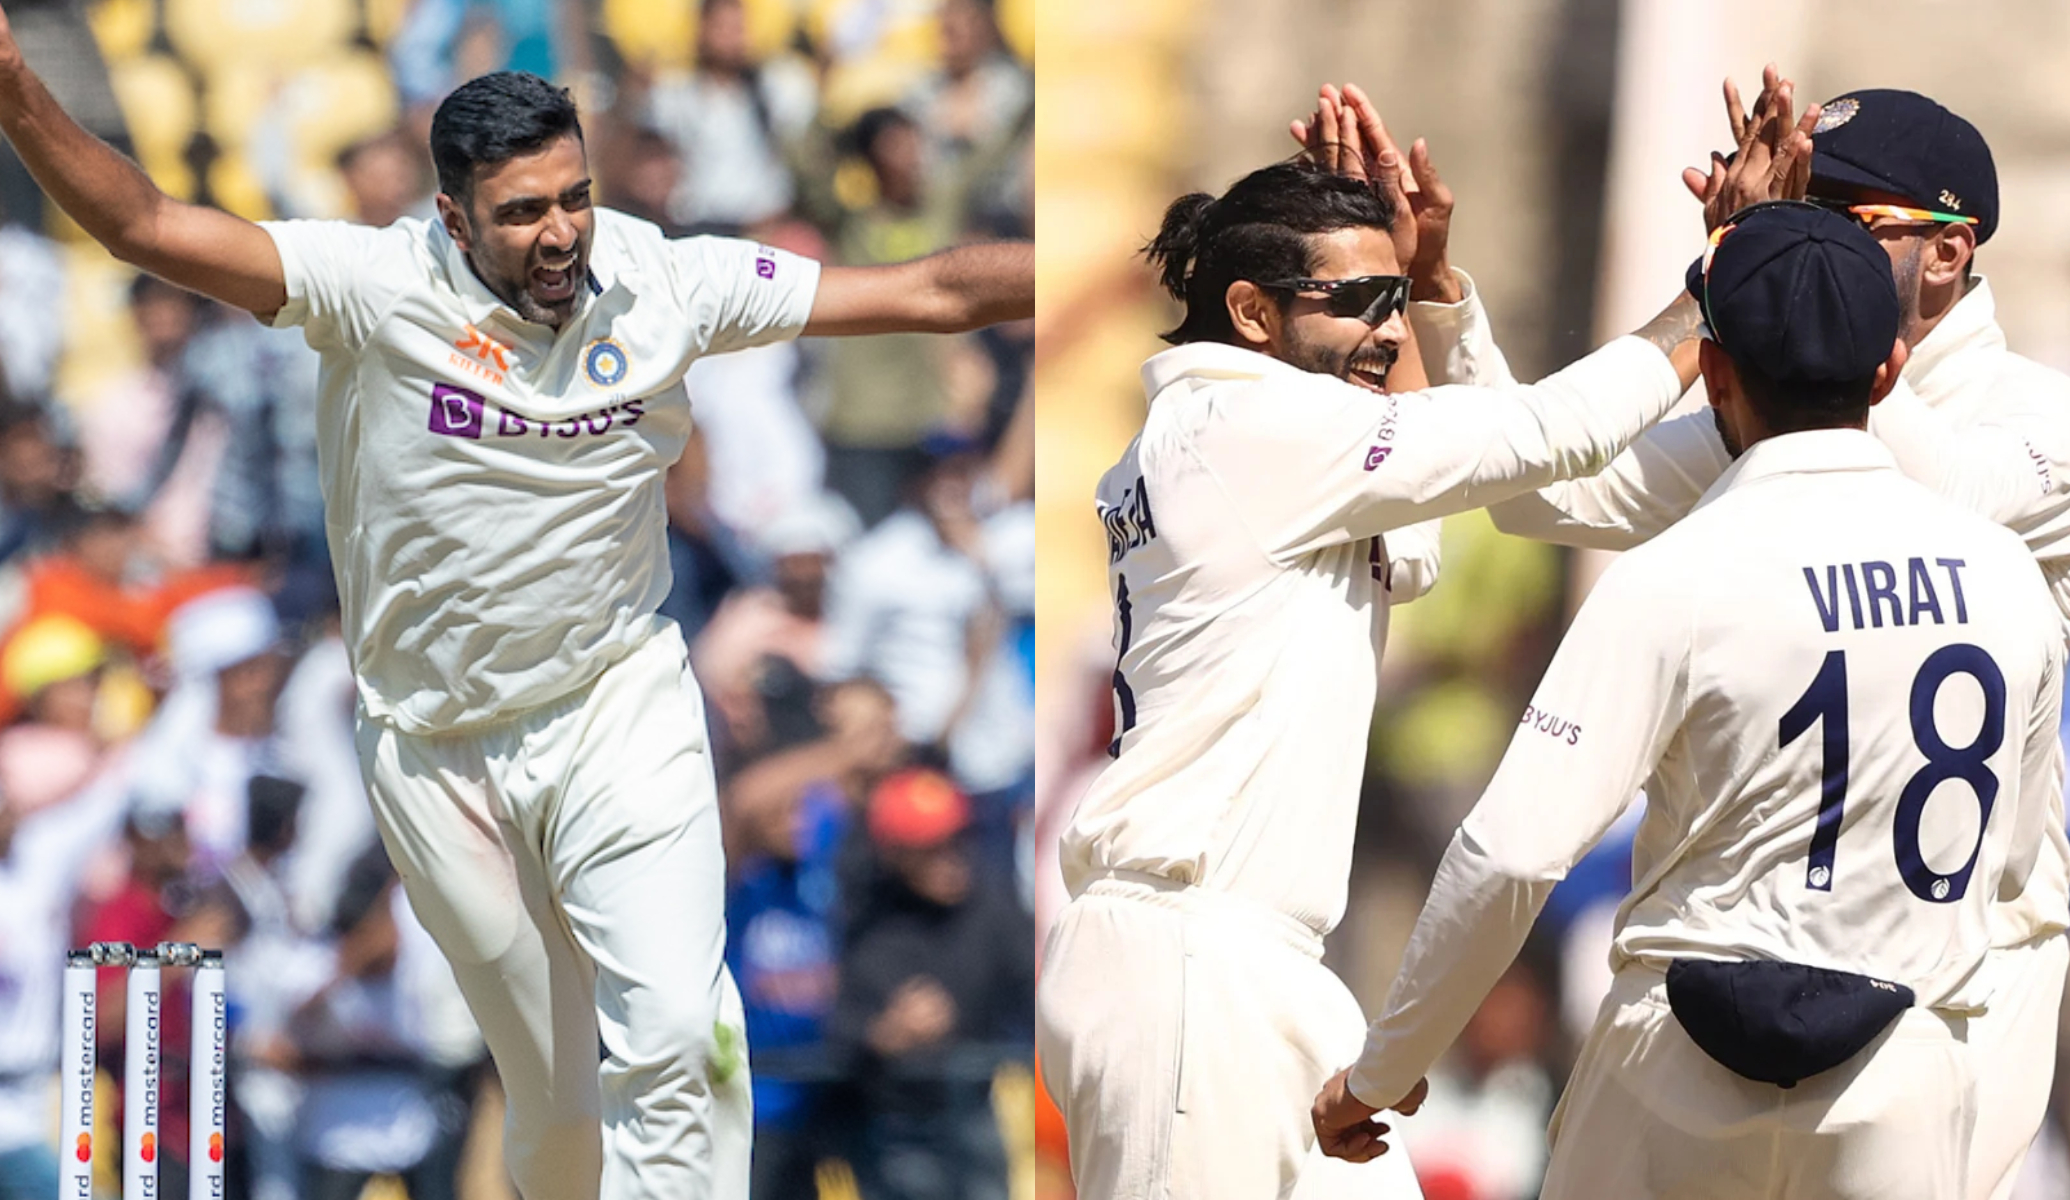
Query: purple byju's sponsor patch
755 256 776 280
1363 445 1392 471
429 384 486 439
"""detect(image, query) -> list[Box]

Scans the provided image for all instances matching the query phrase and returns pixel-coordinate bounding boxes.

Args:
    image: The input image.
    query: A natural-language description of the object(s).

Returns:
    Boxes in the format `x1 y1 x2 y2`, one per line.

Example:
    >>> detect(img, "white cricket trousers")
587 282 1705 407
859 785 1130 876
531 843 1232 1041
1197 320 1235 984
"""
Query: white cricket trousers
1542 965 1975 1200
1036 872 1424 1200
356 622 751 1200
1968 931 2069 1200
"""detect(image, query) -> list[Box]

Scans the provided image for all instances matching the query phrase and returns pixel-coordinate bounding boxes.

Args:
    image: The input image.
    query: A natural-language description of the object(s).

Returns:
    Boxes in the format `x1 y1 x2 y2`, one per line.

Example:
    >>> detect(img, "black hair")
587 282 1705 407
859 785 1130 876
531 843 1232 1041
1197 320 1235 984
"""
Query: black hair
428 71 583 206
1730 355 1878 435
246 775 305 856
847 106 918 162
1144 158 1397 346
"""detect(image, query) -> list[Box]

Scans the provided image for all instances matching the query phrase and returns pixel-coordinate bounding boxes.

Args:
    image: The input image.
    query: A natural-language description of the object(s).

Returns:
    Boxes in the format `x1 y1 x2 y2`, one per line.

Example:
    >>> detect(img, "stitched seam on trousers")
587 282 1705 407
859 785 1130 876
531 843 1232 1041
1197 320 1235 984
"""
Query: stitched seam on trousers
1159 923 1193 1200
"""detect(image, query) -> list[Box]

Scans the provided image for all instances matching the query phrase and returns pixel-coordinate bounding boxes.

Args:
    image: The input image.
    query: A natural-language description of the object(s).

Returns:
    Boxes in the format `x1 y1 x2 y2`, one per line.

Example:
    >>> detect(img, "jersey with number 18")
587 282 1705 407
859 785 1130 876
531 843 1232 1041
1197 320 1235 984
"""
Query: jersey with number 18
1494 430 2059 1011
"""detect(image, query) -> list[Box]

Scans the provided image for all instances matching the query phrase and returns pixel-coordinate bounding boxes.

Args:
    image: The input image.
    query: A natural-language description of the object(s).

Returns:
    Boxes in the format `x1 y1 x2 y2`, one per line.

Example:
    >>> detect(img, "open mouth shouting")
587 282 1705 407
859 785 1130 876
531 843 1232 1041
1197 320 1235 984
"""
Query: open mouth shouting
531 257 582 305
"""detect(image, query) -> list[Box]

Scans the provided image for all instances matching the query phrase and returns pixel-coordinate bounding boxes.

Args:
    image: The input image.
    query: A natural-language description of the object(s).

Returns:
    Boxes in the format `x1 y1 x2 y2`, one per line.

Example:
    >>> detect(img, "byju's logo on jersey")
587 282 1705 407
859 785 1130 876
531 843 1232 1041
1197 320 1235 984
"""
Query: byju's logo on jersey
583 338 628 387
1363 395 1403 471
428 382 645 441
754 246 778 279
429 384 486 439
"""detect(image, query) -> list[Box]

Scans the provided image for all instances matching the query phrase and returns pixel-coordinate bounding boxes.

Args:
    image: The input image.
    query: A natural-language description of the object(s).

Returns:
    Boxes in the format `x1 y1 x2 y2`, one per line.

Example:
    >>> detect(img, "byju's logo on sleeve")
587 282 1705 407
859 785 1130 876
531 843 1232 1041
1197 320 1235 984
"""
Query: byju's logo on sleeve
429 384 485 439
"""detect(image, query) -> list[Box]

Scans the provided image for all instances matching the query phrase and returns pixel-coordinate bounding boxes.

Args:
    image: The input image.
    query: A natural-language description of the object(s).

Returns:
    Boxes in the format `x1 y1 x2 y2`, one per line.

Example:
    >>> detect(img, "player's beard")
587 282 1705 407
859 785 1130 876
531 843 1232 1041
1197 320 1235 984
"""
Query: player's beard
1282 330 1400 393
1712 404 1744 460
473 243 590 329
1890 239 1927 350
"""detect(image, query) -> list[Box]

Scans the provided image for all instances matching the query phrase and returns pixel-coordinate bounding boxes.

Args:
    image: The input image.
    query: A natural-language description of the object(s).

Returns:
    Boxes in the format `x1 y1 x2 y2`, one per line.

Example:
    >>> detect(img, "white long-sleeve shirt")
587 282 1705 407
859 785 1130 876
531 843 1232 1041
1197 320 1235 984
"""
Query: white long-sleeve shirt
1349 430 2065 1108
1427 275 2070 947
1060 334 1685 934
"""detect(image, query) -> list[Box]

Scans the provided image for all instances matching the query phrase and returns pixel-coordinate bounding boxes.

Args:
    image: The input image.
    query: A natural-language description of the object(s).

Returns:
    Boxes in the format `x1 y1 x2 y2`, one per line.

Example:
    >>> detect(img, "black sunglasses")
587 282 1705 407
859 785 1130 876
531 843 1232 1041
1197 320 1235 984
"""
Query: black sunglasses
1259 274 1413 324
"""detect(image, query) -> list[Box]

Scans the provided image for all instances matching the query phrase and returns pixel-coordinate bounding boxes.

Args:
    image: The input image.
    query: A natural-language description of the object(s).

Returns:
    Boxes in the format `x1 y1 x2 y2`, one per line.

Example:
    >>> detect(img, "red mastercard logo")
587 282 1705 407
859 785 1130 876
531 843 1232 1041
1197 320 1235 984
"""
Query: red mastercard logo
74 1134 89 1162
208 1134 223 1163
140 1134 155 1163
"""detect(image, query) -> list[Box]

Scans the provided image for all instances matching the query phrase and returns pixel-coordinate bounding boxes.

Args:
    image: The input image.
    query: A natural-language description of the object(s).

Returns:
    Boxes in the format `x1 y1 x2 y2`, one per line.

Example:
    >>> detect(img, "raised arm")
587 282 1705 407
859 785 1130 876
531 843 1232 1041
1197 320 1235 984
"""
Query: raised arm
1231 293 1701 562
802 240 1032 337
1453 69 1822 549
0 7 284 317
1407 265 1728 549
1288 86 1723 551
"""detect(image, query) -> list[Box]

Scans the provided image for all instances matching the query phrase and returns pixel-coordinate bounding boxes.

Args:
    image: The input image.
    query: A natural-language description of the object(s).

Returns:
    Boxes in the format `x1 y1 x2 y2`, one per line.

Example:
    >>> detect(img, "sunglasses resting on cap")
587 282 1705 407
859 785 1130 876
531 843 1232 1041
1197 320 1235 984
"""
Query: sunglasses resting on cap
1807 195 1979 232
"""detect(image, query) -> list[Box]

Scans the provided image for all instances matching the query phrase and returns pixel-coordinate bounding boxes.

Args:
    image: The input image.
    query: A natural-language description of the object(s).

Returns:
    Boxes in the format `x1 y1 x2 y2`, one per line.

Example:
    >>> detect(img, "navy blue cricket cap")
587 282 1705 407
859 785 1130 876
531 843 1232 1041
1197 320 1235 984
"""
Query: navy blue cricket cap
1683 201 1899 384
1809 88 1997 244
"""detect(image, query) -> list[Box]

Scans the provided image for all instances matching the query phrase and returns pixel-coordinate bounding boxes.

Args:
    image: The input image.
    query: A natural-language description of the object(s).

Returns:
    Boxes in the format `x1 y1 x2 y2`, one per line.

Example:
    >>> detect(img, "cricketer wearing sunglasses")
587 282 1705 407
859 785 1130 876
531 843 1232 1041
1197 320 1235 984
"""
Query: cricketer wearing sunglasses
1406 83 2070 1200
1034 146 1717 1199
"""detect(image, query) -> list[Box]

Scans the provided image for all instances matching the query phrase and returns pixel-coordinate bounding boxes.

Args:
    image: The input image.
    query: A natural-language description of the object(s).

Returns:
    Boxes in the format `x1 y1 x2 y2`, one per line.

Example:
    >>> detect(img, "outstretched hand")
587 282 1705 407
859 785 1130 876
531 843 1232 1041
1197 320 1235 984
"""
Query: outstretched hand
1681 63 1821 232
1289 84 1460 302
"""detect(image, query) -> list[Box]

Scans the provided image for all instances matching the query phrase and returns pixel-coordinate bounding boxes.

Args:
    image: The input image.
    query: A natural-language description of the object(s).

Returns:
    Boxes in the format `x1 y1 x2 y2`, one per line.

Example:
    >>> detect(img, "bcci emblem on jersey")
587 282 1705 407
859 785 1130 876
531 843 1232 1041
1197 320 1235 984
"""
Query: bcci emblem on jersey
583 338 629 388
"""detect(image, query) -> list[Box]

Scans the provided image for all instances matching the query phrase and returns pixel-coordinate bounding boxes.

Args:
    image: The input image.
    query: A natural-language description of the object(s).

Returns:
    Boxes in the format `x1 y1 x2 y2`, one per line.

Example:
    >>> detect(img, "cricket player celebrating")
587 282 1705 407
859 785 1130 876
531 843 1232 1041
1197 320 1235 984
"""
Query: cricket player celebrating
1417 79 2070 1200
1033 121 1721 1195
1316 200 2066 1200
0 11 1031 1198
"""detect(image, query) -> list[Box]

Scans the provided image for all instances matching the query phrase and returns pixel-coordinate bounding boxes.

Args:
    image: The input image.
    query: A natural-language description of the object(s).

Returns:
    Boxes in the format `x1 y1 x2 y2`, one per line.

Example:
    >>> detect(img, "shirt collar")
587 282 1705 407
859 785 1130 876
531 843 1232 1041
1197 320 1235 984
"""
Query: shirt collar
1140 341 1308 398
1701 427 1899 505
1903 275 2004 398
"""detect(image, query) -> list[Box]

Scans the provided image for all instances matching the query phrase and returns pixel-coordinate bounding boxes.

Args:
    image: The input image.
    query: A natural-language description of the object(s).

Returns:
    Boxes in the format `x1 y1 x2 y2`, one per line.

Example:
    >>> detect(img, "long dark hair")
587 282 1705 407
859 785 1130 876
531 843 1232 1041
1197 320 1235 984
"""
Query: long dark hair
1143 158 1396 345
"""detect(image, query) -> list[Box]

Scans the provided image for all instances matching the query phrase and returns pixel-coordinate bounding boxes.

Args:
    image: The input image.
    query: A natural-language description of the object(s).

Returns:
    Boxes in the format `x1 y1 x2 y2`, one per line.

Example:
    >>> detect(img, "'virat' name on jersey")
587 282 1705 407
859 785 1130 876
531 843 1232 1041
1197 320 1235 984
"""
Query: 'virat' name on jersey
1802 556 1971 631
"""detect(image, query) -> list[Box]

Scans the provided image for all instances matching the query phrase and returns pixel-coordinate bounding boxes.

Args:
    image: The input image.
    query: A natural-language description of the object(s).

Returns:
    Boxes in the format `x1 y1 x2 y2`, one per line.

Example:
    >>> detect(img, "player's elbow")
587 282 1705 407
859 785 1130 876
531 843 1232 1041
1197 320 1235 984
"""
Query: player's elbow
1485 499 1534 538
1481 495 1574 544
912 291 976 333
908 278 994 333
1461 822 1574 885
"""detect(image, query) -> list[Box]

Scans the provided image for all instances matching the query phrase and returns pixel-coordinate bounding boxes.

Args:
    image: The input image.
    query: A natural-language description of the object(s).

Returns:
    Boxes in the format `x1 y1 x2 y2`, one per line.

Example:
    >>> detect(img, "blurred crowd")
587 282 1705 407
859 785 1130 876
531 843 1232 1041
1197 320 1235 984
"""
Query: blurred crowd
0 1 1034 1199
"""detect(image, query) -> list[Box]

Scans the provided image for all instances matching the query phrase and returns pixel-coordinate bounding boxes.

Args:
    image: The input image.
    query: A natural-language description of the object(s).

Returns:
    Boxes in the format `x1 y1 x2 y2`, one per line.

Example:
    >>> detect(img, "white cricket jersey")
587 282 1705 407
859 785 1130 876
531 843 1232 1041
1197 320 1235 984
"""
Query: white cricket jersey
1425 274 2070 946
1059 334 1685 934
1348 430 2065 1108
262 209 820 732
